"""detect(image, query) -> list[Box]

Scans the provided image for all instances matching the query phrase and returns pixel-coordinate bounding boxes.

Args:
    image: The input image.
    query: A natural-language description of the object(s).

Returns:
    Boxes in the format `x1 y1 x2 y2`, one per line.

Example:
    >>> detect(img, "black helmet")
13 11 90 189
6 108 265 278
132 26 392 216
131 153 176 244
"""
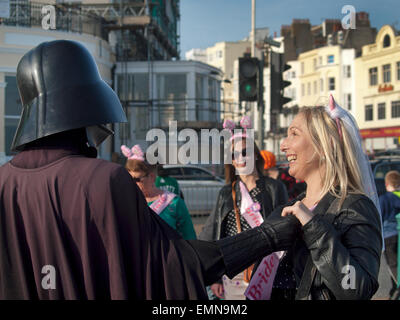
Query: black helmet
11 40 127 151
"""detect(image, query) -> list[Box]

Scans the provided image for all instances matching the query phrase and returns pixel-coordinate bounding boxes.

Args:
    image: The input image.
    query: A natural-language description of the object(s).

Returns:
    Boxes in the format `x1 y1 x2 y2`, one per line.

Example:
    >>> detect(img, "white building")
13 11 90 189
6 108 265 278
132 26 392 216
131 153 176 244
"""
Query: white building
114 60 222 163
185 48 207 63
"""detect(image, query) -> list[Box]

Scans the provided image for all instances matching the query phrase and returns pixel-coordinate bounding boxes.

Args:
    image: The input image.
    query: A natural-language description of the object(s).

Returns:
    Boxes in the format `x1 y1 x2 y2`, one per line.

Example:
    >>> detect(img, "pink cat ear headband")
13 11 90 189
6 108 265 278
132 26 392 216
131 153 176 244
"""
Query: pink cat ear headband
327 94 343 139
121 144 145 161
223 115 252 141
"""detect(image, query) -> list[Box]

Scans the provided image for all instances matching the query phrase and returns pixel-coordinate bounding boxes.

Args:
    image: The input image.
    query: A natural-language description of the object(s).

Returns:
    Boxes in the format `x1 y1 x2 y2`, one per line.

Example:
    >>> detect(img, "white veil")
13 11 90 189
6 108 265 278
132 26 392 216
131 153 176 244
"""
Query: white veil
325 95 383 243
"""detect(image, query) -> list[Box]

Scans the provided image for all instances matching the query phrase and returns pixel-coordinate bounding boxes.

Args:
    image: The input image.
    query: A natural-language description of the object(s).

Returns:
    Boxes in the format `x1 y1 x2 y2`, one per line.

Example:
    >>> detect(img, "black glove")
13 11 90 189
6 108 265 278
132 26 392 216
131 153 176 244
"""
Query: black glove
216 215 301 278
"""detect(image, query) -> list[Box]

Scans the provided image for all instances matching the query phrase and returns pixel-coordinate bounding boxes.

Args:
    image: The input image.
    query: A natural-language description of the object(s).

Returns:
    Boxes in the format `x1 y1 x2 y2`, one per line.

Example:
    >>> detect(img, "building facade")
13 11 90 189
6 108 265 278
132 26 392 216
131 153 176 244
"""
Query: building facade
355 25 400 152
114 60 223 166
297 45 356 113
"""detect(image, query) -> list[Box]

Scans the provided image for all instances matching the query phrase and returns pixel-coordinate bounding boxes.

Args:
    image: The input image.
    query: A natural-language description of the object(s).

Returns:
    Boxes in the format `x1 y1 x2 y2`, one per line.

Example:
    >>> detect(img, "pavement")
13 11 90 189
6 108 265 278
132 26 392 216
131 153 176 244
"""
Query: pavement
372 253 395 300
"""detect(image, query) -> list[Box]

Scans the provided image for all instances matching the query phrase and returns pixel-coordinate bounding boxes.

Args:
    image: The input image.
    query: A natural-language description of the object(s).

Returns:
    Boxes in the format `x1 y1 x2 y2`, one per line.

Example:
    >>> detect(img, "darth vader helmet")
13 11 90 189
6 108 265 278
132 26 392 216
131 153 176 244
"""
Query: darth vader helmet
11 40 127 151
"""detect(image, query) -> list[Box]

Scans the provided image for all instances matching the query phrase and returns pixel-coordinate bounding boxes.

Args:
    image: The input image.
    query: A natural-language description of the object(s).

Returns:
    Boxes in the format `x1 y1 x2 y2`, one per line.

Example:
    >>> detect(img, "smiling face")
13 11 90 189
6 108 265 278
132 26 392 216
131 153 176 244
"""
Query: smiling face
231 138 256 175
280 113 321 182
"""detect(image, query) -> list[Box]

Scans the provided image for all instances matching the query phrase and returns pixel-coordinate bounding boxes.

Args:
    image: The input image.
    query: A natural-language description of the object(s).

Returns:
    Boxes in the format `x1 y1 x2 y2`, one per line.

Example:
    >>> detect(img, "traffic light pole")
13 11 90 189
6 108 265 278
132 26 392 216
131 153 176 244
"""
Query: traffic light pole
257 51 264 150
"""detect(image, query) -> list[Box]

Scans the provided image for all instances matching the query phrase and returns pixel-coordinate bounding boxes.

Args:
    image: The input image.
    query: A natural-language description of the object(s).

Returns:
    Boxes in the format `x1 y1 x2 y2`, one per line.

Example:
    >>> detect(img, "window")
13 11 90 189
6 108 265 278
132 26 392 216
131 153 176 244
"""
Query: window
196 75 205 120
392 100 400 118
313 58 317 71
313 81 317 94
378 103 386 120
319 56 322 65
383 34 391 48
291 87 296 100
369 67 377 86
346 93 352 111
343 65 351 78
328 77 335 91
397 61 400 81
383 64 391 83
301 83 305 97
301 62 304 75
4 76 22 156
156 73 187 127
320 78 324 92
117 73 149 101
365 104 373 121
327 55 334 64
307 82 311 95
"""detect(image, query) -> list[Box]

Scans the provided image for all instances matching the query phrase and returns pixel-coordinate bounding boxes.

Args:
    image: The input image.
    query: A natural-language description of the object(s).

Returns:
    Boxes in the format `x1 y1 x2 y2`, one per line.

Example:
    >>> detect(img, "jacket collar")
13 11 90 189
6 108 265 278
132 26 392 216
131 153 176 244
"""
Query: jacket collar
295 191 337 217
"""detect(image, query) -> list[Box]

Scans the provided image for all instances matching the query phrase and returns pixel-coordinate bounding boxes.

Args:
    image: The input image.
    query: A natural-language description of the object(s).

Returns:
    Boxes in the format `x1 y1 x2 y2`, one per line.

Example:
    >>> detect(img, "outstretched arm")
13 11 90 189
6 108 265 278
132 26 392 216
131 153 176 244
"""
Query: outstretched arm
190 214 301 285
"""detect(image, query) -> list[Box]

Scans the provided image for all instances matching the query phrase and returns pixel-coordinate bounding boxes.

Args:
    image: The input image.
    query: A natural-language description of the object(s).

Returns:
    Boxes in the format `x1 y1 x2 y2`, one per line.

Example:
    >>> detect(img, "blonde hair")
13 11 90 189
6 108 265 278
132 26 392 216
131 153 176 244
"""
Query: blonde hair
299 106 365 206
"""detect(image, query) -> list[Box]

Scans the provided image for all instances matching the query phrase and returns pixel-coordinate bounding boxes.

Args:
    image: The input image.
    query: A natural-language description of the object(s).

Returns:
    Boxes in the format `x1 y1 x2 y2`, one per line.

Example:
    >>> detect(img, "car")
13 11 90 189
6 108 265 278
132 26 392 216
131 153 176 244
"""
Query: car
160 165 225 216
370 157 400 196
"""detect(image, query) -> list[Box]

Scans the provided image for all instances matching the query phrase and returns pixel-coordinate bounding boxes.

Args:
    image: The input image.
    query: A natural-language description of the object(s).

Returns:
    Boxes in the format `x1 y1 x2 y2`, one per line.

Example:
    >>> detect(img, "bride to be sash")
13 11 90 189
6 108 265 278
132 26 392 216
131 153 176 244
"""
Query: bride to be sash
238 181 284 300
150 191 176 215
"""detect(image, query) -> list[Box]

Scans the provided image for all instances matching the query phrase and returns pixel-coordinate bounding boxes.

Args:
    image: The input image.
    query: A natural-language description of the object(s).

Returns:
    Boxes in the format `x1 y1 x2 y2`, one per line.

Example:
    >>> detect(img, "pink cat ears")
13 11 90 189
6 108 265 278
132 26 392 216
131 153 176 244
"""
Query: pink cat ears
121 144 145 161
223 115 252 141
327 94 343 139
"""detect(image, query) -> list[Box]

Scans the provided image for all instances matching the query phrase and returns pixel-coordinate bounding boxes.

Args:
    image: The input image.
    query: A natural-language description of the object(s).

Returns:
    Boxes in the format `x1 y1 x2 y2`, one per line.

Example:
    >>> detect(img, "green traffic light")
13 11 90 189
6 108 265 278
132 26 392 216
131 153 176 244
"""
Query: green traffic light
245 84 252 92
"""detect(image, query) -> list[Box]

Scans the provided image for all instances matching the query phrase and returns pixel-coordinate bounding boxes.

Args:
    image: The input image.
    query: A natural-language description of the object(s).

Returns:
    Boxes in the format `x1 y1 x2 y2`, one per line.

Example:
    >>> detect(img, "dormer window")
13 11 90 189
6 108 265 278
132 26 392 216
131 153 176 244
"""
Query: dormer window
383 34 391 48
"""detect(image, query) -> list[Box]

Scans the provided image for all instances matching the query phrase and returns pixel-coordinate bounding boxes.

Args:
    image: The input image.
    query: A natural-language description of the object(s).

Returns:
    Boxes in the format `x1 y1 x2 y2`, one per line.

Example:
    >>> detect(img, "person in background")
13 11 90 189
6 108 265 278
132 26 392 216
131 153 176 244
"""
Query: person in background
121 144 196 240
156 165 184 199
260 150 290 205
379 170 400 298
199 117 288 300
261 149 306 202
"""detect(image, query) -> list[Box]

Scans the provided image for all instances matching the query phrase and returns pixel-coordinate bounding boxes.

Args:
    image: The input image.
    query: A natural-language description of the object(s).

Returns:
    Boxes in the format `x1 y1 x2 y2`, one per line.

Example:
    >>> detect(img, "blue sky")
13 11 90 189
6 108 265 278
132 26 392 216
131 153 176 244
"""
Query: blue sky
180 0 400 58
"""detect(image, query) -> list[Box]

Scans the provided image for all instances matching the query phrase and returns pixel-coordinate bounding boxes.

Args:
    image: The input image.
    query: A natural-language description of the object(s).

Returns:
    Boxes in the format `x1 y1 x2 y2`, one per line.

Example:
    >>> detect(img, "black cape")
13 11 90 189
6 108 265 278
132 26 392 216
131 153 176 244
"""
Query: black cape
0 141 215 299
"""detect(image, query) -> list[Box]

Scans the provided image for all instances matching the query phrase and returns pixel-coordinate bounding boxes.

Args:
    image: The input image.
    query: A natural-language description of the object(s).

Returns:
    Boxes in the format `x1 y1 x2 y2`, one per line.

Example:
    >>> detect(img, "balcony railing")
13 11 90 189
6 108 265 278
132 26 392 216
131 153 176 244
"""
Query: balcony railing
0 1 107 40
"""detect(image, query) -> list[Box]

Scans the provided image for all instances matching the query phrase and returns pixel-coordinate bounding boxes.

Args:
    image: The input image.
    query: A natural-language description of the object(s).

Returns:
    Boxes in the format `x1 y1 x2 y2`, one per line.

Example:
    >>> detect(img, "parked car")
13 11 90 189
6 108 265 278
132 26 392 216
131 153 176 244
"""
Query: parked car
160 165 225 216
370 157 400 196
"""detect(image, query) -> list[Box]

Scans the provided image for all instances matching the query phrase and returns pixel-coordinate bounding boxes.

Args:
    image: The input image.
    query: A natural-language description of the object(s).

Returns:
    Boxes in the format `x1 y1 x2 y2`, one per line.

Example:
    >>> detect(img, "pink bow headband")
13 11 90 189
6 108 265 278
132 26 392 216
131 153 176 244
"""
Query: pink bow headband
223 115 252 141
121 144 145 161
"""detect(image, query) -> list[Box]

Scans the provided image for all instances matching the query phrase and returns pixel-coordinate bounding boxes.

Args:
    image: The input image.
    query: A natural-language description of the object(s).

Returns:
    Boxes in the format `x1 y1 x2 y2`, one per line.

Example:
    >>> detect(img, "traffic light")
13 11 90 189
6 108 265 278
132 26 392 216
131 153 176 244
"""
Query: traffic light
270 52 292 113
239 56 259 102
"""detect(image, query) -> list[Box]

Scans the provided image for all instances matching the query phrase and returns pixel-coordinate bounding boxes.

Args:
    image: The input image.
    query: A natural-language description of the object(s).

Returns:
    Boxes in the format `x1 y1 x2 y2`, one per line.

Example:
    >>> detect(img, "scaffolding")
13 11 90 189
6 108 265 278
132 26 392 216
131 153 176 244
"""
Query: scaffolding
1 1 180 60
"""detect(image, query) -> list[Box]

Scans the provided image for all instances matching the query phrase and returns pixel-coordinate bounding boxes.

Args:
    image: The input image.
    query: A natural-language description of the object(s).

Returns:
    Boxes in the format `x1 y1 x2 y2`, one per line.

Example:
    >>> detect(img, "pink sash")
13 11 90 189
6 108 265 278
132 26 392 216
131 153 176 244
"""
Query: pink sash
244 251 284 300
149 191 176 215
238 181 284 300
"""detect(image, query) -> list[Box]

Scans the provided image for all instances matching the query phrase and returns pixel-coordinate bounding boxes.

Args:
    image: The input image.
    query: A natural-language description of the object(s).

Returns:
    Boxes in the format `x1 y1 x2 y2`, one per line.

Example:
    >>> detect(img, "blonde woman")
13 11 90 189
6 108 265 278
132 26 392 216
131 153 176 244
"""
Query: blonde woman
216 96 382 300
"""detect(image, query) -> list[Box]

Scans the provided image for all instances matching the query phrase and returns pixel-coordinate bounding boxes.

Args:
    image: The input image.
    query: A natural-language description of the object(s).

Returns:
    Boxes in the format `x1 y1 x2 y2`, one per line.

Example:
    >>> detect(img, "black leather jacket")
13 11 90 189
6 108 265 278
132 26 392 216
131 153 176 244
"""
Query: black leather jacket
199 176 288 241
289 192 383 300
217 191 383 300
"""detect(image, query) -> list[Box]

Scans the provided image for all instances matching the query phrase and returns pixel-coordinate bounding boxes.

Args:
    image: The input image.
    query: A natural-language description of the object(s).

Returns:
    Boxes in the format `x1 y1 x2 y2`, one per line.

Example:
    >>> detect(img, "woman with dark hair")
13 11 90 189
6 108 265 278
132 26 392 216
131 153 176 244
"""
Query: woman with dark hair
199 116 288 300
121 144 196 240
